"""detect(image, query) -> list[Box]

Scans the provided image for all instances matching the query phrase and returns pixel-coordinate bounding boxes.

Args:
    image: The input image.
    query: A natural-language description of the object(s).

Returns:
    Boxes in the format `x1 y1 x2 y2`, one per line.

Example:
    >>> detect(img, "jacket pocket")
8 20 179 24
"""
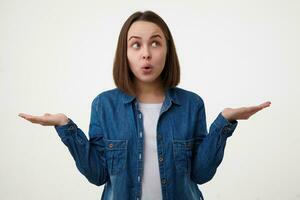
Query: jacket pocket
104 139 128 176
173 139 194 174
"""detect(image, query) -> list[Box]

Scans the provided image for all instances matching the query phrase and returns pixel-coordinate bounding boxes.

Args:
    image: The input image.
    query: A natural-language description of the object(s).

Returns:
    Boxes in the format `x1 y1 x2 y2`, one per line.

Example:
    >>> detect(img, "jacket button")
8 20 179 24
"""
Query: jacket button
161 178 167 185
108 143 113 148
159 156 164 162
223 126 231 133
187 142 192 148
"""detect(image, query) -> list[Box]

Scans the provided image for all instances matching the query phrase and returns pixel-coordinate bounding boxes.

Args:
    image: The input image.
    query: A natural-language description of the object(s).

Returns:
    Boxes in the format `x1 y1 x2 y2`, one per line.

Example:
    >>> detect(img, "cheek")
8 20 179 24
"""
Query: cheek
127 52 138 72
155 50 167 64
127 51 135 65
127 50 132 62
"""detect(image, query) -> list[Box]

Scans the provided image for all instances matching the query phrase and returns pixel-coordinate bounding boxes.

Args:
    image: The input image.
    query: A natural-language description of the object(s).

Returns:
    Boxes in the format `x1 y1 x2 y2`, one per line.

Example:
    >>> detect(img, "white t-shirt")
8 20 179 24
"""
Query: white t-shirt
138 102 163 200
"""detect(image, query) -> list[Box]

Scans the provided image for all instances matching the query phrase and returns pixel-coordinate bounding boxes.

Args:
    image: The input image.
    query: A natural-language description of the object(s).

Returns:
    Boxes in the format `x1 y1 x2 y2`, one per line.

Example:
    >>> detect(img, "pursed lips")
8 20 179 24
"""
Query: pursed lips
141 64 153 69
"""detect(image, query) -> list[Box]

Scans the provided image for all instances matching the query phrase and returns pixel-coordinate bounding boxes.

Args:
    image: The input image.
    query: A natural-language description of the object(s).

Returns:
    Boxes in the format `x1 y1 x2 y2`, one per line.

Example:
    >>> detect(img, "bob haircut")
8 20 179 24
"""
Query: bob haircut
113 10 180 97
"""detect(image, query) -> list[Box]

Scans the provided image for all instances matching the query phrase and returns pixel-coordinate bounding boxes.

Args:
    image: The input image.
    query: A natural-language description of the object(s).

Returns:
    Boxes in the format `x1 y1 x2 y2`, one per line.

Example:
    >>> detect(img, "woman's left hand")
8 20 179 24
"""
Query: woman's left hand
221 101 271 122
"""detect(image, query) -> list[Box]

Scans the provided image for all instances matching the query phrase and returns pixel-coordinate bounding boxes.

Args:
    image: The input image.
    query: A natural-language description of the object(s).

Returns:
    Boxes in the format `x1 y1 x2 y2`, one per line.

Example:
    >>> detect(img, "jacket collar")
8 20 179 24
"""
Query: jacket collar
120 87 181 106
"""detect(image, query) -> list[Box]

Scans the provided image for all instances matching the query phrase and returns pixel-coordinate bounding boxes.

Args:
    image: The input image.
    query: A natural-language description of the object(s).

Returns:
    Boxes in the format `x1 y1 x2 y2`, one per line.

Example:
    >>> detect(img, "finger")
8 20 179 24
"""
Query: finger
26 116 41 123
258 101 271 109
18 113 35 119
247 101 270 112
19 113 36 122
243 102 271 118
242 106 261 113
249 102 271 112
236 107 261 120
21 114 43 124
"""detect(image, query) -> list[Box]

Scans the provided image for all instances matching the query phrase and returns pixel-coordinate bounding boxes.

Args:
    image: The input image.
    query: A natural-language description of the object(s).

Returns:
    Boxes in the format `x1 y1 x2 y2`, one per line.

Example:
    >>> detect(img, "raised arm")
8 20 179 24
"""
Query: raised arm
190 98 238 184
19 96 108 186
191 98 271 184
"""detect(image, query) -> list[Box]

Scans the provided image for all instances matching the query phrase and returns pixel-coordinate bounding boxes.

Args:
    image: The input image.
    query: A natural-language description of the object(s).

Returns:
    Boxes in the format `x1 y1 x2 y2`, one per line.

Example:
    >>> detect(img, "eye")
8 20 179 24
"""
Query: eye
152 41 160 47
132 42 140 49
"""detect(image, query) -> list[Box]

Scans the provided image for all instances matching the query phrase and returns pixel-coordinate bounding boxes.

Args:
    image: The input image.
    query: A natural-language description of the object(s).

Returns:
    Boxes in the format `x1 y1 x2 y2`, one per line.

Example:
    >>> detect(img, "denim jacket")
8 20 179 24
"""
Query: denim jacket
54 87 238 200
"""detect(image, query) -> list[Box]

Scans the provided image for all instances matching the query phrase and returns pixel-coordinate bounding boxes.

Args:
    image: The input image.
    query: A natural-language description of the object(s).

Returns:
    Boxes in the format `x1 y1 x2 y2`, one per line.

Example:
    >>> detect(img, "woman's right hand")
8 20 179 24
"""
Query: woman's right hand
18 113 70 126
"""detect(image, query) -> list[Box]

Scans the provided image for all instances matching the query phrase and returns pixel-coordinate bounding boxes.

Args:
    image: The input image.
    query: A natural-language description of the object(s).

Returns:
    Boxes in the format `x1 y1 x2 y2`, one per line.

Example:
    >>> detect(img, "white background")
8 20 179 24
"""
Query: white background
1 0 299 199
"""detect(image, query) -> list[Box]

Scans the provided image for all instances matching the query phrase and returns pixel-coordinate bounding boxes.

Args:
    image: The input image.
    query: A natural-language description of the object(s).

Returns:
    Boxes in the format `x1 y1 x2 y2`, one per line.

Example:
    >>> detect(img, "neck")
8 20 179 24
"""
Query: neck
134 79 165 103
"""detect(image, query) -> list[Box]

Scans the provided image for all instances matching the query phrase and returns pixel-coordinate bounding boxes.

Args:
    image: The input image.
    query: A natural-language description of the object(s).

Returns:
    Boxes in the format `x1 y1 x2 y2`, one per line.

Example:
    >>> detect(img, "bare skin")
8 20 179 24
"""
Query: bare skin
127 21 167 104
221 101 271 122
134 78 165 103
18 113 69 126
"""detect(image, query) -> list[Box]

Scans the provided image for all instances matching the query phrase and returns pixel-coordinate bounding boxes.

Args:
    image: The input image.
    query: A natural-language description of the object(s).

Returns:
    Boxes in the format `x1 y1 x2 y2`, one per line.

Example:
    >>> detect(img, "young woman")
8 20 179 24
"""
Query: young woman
19 10 271 200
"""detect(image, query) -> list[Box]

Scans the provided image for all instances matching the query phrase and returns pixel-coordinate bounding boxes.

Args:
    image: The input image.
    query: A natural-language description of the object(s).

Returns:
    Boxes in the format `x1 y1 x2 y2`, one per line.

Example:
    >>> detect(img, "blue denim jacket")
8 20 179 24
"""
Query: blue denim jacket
54 87 238 200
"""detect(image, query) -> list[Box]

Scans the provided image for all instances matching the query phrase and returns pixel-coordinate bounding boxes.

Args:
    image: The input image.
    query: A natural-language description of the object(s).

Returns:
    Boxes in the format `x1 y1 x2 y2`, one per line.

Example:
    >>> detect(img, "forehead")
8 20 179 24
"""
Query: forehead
127 21 165 39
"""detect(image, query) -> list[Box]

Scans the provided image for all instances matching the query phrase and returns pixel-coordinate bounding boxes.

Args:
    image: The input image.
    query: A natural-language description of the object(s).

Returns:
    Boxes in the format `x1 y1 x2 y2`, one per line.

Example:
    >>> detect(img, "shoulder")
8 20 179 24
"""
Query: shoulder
173 87 205 106
92 87 136 107
92 88 121 103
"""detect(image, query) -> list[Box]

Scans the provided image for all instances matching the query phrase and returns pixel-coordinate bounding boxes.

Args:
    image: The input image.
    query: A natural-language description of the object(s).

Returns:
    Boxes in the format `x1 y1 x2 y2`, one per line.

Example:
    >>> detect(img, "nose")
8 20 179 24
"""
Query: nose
142 47 151 60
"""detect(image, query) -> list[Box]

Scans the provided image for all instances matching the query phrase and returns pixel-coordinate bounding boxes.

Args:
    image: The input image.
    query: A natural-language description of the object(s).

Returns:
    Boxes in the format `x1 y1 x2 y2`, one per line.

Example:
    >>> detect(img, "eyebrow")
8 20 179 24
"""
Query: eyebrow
128 34 162 41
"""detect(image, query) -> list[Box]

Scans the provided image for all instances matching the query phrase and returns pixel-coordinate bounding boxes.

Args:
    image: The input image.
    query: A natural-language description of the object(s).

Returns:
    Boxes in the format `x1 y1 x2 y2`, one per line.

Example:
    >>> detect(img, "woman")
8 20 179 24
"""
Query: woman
19 10 271 200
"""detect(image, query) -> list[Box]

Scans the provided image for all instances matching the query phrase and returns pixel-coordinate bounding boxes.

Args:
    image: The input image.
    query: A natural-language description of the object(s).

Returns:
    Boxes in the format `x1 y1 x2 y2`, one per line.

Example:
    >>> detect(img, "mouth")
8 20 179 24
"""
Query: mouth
141 64 154 74
141 64 153 69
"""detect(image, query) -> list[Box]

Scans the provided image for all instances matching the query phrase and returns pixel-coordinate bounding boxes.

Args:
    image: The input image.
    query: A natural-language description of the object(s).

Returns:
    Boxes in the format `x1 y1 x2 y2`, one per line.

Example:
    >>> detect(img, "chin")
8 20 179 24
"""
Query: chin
136 76 160 83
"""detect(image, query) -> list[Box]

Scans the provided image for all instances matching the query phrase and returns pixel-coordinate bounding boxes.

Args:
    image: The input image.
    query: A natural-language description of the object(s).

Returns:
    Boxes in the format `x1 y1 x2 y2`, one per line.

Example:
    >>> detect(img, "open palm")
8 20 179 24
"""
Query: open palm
222 101 271 121
18 113 69 126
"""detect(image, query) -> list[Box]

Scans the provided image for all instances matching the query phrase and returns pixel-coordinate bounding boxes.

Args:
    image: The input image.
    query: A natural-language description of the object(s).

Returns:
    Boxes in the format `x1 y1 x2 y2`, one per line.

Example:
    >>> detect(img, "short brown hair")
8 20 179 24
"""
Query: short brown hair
113 10 180 97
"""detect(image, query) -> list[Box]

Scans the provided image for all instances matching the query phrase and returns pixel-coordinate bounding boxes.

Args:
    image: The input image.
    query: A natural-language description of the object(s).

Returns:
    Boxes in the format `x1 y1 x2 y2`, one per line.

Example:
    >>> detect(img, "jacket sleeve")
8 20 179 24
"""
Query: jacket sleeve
54 95 108 186
191 97 238 184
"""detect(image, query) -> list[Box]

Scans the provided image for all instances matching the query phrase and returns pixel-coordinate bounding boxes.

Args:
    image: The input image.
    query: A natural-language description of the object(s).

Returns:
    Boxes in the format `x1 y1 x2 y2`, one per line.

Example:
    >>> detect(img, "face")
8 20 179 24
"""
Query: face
127 21 167 85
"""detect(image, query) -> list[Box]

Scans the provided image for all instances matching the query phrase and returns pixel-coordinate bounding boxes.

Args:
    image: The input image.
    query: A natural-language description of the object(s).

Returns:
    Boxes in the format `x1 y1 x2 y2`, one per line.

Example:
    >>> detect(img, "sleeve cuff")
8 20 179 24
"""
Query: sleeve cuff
213 112 238 137
54 118 77 138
